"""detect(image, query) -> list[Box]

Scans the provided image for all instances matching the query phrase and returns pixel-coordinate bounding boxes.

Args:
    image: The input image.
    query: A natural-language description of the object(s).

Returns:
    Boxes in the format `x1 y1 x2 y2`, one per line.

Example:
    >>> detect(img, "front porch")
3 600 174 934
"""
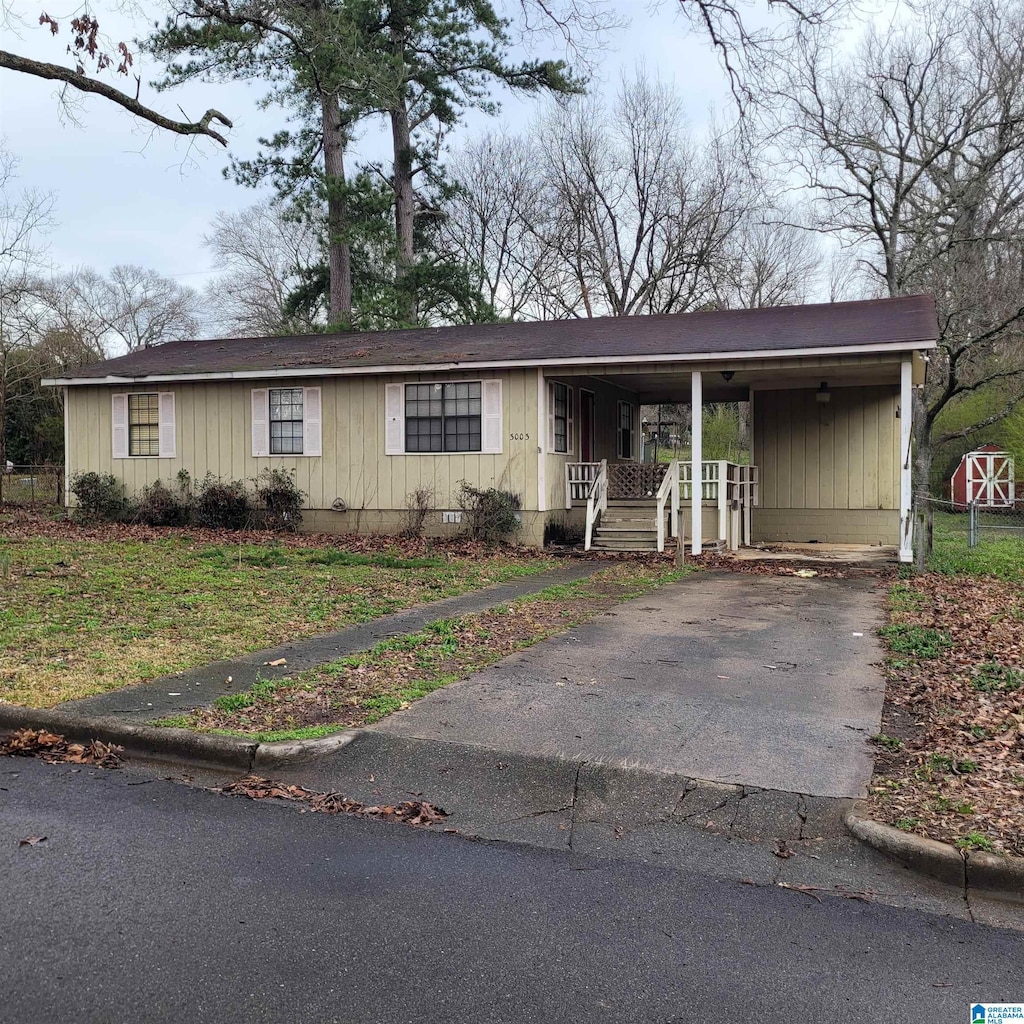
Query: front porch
566 460 759 552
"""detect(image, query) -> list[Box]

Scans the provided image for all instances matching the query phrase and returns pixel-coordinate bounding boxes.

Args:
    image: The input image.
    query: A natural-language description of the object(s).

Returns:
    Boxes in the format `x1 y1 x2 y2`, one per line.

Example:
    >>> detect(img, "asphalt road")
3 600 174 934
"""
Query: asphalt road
1 757 1020 1024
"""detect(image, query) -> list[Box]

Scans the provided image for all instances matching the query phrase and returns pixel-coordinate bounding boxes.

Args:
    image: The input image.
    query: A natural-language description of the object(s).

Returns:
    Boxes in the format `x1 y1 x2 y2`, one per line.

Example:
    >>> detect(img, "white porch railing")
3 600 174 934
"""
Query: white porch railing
655 461 681 553
571 459 759 551
583 460 608 551
565 461 602 508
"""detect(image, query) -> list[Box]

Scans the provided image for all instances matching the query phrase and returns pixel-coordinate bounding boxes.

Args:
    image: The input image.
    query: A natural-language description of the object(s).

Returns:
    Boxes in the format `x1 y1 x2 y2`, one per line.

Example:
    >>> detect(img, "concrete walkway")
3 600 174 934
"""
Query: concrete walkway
375 572 889 798
59 560 602 721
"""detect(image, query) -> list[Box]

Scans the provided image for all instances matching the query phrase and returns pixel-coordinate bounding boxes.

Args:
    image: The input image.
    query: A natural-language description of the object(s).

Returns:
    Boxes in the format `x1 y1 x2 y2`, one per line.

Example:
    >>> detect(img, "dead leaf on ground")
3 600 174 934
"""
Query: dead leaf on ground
216 775 448 827
18 835 47 846
0 729 124 769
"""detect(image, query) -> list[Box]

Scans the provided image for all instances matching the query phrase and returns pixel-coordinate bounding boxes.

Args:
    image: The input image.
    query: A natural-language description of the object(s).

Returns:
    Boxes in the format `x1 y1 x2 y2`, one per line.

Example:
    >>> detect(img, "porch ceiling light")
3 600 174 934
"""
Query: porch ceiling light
721 370 735 382
815 381 831 404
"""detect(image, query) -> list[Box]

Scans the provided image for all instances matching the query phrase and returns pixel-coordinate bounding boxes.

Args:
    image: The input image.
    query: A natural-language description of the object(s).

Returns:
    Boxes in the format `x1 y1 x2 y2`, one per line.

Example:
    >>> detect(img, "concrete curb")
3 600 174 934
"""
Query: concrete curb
845 800 1024 901
0 703 362 774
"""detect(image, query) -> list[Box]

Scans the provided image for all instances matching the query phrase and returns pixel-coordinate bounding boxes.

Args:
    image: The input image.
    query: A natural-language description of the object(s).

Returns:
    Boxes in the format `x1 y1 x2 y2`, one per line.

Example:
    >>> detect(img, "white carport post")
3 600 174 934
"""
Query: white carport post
691 370 703 555
899 358 913 563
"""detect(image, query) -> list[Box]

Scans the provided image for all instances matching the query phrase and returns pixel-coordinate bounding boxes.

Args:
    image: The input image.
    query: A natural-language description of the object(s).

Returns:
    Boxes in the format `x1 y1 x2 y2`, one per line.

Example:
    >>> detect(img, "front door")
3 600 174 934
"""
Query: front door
580 390 595 462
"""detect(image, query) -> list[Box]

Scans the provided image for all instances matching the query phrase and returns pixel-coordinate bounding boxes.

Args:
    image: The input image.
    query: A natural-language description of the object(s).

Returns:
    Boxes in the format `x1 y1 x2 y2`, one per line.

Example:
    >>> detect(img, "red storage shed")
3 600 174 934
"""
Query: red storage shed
950 444 1015 509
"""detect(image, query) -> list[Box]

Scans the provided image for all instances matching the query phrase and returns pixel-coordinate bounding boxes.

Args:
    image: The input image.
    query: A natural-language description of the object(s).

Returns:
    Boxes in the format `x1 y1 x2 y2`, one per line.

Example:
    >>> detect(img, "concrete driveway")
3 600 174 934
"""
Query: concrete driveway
374 571 889 798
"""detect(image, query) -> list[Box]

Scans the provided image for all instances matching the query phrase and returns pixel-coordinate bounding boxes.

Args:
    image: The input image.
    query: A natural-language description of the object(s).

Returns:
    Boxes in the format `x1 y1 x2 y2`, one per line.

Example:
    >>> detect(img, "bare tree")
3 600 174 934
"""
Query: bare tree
204 201 325 337
0 148 56 468
528 73 749 318
56 265 203 352
767 0 1024 496
439 133 553 320
709 210 822 309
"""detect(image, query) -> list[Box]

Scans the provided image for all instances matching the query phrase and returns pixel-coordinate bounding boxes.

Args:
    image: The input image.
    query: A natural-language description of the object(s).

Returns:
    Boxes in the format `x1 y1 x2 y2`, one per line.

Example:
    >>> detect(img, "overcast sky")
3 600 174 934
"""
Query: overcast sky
0 1 889 291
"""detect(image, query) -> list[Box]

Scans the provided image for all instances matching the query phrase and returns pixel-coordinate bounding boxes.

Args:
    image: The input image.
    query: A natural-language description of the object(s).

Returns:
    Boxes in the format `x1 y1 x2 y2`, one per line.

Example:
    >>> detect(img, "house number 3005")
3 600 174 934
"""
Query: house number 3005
509 432 530 441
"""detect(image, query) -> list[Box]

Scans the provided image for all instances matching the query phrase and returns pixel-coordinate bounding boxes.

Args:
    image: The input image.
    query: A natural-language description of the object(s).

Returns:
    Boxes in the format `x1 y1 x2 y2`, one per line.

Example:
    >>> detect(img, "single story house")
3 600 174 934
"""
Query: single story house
45 295 937 561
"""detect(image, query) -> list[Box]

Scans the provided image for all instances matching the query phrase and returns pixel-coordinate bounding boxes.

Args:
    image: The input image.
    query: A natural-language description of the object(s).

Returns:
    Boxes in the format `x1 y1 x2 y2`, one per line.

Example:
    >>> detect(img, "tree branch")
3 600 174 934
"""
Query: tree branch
0 50 232 145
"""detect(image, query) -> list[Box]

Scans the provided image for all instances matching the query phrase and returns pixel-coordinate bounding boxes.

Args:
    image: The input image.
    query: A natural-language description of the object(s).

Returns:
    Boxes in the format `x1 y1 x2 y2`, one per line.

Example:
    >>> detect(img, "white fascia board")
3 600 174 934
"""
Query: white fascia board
43 338 939 388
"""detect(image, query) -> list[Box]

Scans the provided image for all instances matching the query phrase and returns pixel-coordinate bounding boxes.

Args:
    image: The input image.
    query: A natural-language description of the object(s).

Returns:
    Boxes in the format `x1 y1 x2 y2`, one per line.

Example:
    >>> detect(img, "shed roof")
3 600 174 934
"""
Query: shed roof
50 294 938 385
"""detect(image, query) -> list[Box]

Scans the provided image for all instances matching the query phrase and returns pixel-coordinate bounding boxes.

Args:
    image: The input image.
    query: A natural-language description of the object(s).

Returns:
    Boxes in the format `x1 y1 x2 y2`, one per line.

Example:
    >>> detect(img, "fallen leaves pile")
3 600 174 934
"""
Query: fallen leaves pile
0 505 542 563
869 574 1024 857
697 552 894 580
0 728 124 768
218 775 448 827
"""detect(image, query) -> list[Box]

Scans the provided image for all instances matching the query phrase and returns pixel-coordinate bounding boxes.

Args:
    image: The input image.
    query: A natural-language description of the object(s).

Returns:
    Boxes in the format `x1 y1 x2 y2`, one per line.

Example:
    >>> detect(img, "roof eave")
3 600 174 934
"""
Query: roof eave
44 337 939 388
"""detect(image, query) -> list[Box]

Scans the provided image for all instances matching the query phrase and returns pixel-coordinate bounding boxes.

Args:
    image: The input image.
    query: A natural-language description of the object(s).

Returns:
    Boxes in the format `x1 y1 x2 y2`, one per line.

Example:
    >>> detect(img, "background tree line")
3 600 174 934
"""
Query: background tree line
2 0 1022 495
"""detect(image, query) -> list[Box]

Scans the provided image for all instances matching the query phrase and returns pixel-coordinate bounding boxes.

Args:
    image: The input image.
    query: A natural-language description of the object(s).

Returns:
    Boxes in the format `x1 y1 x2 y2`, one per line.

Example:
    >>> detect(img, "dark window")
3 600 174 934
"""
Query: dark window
552 383 569 453
405 382 481 453
618 401 634 460
128 393 159 457
270 388 304 455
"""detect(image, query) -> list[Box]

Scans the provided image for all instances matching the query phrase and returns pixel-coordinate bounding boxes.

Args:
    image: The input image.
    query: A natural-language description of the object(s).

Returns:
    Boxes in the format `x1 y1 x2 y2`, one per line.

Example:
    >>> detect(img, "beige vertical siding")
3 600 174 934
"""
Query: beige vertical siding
66 369 540 514
752 384 900 545
754 385 899 510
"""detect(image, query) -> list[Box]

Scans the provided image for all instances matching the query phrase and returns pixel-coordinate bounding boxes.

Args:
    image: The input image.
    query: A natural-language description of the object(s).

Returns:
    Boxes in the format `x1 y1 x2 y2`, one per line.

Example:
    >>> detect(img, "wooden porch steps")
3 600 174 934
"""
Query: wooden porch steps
591 500 670 552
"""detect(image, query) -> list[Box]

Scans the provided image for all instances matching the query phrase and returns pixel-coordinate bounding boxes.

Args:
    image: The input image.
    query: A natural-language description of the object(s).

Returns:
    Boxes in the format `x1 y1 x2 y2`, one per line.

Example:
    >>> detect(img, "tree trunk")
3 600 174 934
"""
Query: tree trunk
320 92 352 328
390 96 417 325
912 389 933 571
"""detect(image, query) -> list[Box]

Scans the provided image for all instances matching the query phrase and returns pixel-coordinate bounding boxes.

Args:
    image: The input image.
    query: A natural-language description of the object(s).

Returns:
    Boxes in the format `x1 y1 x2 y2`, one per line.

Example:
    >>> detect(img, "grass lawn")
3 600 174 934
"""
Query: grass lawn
158 562 692 741
869 568 1024 857
929 510 1024 582
0 519 557 708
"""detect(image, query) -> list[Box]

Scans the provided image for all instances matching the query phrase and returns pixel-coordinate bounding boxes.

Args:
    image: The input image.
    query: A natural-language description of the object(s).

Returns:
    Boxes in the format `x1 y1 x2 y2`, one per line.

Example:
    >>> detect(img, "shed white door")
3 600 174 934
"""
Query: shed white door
966 451 1014 507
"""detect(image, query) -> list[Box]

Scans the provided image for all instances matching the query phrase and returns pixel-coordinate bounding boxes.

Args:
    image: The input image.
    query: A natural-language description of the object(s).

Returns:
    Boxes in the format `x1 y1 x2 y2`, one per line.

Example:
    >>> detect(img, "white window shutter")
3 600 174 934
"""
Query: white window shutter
112 394 129 459
251 389 269 457
547 381 555 454
158 392 176 459
385 383 404 455
482 379 503 454
303 386 322 457
567 386 575 456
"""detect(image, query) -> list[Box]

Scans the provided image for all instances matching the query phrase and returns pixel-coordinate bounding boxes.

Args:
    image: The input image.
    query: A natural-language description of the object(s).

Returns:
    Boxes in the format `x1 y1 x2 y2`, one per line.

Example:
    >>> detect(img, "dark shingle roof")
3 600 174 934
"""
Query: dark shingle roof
55 295 937 383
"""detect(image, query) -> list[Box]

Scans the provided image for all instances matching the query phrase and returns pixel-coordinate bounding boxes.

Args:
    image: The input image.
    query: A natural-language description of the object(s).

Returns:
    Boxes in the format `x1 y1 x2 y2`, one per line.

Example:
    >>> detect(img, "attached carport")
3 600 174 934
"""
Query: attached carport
550 297 933 561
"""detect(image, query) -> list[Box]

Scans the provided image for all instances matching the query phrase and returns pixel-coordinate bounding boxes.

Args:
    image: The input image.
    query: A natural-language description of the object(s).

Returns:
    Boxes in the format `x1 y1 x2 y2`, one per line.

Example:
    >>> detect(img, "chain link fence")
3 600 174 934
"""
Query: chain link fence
914 494 1024 570
0 465 64 505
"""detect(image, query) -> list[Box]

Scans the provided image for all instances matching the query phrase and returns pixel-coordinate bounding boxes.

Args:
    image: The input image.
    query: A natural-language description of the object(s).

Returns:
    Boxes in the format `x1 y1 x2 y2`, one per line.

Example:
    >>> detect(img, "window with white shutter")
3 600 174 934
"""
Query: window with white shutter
388 379 501 455
113 393 175 458
252 386 322 457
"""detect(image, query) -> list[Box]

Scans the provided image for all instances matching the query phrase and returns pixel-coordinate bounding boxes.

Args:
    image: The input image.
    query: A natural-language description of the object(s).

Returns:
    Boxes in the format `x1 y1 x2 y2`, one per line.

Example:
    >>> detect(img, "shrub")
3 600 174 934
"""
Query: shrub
456 481 522 543
402 486 435 538
70 472 127 522
252 468 305 532
193 475 251 530
132 480 190 527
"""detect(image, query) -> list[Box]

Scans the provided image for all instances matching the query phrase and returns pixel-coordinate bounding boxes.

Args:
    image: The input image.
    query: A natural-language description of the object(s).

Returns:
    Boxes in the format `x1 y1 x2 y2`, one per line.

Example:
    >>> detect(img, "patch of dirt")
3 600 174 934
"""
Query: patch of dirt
868 574 1024 857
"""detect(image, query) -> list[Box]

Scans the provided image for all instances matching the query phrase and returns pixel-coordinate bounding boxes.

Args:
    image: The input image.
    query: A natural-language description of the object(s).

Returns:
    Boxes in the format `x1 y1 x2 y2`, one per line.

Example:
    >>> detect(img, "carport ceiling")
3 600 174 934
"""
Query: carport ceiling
576 363 903 404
